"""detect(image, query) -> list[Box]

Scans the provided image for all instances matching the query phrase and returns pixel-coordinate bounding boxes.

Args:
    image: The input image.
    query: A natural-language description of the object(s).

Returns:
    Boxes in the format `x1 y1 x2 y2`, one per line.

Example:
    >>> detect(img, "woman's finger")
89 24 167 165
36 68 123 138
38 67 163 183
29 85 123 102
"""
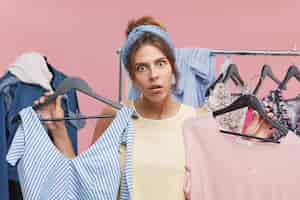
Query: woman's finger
56 95 63 111
39 96 45 104
44 91 54 97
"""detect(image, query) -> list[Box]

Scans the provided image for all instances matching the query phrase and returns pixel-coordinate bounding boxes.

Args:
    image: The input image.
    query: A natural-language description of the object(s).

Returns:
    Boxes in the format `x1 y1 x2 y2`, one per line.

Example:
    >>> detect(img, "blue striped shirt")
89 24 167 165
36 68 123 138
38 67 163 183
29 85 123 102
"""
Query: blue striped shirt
7 106 134 200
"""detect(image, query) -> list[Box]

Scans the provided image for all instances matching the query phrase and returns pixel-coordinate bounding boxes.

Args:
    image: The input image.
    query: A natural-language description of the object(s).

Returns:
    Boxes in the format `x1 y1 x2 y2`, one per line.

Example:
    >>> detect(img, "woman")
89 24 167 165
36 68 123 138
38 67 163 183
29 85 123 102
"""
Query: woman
36 16 198 199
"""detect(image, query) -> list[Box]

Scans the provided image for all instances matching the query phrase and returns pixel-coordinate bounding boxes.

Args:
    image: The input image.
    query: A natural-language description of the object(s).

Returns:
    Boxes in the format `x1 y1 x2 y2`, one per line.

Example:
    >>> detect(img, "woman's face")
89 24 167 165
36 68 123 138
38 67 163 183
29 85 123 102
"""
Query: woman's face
131 44 173 103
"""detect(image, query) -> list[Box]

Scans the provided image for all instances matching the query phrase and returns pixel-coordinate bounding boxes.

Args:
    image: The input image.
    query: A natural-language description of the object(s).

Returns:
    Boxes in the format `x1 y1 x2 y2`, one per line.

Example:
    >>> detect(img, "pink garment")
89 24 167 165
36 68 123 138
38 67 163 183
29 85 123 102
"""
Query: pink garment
183 113 300 200
242 107 254 132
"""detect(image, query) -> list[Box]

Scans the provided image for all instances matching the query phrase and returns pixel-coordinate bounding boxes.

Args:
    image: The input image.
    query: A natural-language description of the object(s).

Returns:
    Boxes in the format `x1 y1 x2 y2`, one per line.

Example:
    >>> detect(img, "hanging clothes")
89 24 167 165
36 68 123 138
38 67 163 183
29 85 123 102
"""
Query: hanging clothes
7 52 54 91
0 72 20 200
7 106 134 200
0 75 12 200
205 82 251 133
260 89 300 137
282 100 300 133
172 48 216 107
183 113 300 200
0 60 83 200
127 48 216 107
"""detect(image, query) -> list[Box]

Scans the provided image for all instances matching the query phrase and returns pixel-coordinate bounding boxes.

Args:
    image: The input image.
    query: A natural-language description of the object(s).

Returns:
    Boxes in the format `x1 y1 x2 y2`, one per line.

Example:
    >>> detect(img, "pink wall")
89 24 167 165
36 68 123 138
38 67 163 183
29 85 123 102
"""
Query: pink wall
1 0 300 152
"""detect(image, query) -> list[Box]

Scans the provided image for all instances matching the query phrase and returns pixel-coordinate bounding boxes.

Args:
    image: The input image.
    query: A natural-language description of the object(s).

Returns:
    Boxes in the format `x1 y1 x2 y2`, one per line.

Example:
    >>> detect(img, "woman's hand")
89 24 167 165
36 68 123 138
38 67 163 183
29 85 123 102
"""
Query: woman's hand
34 92 75 158
34 92 67 139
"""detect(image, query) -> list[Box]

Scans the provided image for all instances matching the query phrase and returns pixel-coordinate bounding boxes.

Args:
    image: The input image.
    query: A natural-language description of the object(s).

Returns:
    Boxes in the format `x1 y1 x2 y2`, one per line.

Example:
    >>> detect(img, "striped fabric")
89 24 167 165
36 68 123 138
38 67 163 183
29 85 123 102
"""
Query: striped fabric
119 119 134 200
7 106 134 200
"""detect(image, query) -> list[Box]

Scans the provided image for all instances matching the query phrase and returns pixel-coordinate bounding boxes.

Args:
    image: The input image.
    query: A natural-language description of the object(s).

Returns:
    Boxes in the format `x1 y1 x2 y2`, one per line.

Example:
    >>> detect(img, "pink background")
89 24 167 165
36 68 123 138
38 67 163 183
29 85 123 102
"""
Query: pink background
1 0 299 152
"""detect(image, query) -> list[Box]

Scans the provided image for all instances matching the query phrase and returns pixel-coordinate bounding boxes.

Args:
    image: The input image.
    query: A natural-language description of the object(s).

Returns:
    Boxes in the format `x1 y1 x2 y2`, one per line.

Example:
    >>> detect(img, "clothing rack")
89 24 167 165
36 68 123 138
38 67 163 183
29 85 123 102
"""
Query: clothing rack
116 49 300 102
210 49 300 56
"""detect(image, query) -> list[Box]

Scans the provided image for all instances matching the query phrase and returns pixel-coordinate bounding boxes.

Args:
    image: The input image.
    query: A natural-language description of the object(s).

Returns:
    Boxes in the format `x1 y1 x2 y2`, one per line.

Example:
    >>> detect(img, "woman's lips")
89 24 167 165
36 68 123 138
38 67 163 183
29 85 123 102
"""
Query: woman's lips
148 85 163 94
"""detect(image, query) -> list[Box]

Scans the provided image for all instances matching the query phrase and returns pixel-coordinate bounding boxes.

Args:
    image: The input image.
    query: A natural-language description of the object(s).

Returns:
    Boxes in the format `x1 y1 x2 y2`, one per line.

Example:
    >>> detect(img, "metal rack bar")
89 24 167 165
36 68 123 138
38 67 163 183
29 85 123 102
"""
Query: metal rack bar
210 49 300 56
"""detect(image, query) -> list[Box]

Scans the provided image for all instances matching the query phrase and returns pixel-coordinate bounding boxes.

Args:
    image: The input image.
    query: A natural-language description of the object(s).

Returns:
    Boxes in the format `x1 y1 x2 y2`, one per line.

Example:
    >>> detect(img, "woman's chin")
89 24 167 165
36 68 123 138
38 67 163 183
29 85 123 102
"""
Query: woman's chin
144 93 169 103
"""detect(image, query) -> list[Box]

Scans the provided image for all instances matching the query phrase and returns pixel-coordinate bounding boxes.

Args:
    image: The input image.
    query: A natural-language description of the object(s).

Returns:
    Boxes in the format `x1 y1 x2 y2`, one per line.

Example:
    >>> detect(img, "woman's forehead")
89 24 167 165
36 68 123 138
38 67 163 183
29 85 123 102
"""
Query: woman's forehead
134 45 166 63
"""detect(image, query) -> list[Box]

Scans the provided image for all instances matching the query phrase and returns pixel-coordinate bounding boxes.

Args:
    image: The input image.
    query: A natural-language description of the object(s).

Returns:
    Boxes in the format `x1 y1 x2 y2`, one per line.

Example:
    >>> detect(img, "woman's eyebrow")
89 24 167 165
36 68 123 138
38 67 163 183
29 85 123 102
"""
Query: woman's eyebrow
154 57 168 62
135 62 148 66
135 57 167 66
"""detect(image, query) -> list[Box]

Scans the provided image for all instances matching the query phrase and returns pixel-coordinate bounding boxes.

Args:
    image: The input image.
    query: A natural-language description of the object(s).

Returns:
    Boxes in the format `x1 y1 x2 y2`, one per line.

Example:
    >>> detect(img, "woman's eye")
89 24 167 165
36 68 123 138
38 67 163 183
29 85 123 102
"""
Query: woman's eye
136 65 146 72
158 60 167 67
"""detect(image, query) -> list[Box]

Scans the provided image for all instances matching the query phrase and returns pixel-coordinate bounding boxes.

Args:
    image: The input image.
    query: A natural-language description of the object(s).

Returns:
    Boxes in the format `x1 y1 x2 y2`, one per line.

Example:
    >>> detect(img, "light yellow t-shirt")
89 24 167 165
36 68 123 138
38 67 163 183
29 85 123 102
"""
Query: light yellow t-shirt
120 101 197 200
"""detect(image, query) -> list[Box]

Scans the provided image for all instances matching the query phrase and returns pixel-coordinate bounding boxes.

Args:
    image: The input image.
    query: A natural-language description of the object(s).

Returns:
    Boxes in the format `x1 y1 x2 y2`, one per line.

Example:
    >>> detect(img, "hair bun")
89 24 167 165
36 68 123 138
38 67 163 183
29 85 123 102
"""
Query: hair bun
126 16 166 37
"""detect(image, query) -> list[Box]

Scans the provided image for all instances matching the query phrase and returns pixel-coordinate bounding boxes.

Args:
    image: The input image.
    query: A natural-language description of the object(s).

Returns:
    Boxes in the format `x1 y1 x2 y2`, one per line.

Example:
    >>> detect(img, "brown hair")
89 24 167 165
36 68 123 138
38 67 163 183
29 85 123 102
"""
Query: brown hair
125 16 179 88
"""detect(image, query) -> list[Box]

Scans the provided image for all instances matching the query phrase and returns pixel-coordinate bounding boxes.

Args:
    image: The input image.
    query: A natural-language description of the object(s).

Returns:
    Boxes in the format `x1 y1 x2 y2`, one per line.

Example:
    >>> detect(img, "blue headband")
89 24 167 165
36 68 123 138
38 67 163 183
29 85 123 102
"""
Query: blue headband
121 25 175 71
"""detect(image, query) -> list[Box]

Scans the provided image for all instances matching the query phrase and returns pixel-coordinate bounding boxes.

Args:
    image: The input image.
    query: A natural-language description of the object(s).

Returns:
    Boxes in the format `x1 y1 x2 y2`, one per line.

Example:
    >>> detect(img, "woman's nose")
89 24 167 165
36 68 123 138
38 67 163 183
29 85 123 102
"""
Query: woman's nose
149 67 159 80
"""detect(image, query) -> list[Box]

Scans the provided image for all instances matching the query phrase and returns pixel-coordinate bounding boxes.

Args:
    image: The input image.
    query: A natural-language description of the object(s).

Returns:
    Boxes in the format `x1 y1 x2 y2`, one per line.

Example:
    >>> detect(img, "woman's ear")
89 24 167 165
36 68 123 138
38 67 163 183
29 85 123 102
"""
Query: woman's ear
171 74 176 85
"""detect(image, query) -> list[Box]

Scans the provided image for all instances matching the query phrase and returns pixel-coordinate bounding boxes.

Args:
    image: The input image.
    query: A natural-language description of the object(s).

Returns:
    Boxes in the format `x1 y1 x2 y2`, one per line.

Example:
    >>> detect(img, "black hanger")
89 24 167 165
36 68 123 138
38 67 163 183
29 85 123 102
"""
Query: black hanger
13 77 138 122
278 65 300 90
206 64 245 97
268 65 300 120
252 64 282 95
221 64 245 86
212 94 289 143
32 77 125 110
39 114 116 122
220 130 280 143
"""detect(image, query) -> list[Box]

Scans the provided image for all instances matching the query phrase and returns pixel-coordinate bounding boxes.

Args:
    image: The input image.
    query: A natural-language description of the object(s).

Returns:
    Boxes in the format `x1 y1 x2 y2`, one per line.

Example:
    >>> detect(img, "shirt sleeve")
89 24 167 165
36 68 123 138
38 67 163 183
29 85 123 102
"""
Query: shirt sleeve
0 94 9 200
189 48 214 84
6 124 25 166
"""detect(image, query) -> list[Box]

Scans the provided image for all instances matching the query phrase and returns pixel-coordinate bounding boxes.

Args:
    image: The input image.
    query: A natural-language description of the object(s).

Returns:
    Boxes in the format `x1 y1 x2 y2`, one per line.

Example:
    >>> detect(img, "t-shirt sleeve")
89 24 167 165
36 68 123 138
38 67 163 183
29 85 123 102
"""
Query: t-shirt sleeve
6 124 25 166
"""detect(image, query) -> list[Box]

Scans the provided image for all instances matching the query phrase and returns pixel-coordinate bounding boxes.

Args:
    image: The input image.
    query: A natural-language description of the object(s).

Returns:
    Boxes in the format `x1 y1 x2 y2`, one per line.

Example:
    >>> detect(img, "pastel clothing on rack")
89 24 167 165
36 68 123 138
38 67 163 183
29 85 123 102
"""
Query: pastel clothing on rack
172 48 216 107
183 113 300 200
205 82 251 133
242 108 255 132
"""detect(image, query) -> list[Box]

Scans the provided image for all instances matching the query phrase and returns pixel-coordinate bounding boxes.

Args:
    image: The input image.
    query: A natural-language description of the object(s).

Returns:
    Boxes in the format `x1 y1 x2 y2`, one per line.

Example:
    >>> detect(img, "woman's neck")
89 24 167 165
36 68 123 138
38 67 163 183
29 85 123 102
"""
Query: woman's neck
134 95 180 120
